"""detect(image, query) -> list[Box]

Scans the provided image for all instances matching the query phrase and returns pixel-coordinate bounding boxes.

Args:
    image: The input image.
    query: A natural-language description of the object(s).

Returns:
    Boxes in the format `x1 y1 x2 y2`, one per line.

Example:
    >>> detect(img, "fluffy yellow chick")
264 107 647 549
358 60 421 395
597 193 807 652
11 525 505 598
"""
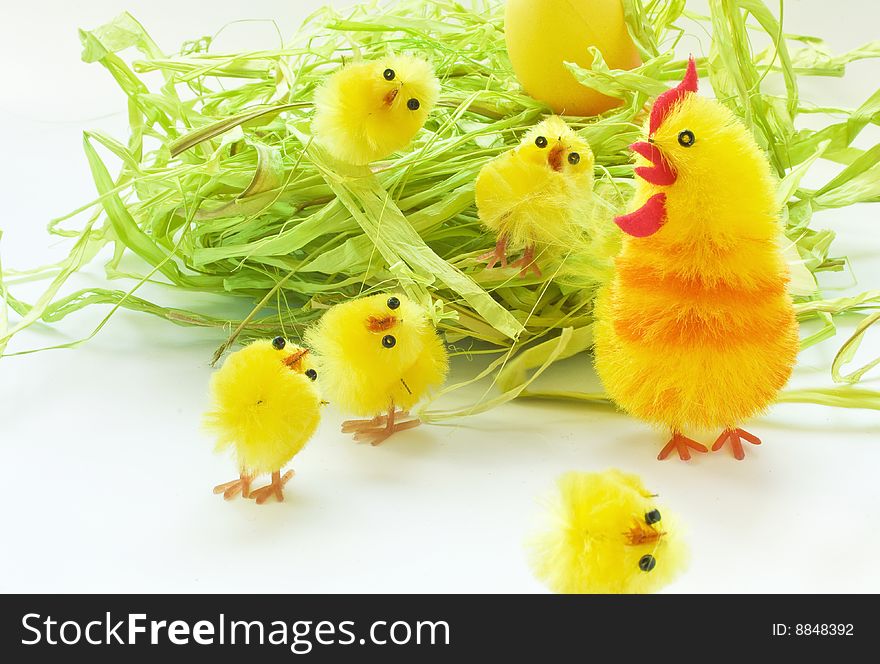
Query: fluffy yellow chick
305 293 448 446
475 115 594 277
593 57 799 461
530 470 687 594
205 337 321 504
312 54 439 165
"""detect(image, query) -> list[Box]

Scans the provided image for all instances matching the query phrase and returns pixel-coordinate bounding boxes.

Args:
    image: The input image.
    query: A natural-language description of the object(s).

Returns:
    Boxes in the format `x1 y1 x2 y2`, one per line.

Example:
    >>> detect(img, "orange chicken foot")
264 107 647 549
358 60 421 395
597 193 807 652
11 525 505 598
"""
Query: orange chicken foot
213 474 252 500
478 236 509 270
712 428 761 461
508 245 541 278
657 432 708 461
341 407 421 446
248 470 295 505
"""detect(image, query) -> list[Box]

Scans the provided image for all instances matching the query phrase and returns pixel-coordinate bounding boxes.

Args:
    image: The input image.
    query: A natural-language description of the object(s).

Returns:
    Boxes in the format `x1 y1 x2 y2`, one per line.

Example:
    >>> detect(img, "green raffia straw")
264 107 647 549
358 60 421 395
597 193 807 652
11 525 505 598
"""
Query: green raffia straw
2 0 880 416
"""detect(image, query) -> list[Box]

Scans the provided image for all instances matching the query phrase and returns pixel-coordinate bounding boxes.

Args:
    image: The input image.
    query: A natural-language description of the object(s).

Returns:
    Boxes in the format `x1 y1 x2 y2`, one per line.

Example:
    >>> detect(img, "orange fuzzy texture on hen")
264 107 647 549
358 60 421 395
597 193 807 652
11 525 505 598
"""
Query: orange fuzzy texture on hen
594 93 799 433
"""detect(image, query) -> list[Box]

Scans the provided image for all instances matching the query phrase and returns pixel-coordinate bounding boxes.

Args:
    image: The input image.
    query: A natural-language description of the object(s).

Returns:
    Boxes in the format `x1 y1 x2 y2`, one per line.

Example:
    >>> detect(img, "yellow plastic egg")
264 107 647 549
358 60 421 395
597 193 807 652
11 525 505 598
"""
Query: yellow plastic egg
505 0 641 116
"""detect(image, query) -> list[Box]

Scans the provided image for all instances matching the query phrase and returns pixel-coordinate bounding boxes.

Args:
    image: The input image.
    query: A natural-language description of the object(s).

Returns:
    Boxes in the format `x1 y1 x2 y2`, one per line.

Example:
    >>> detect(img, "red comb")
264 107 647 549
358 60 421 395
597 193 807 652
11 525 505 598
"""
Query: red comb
649 56 698 135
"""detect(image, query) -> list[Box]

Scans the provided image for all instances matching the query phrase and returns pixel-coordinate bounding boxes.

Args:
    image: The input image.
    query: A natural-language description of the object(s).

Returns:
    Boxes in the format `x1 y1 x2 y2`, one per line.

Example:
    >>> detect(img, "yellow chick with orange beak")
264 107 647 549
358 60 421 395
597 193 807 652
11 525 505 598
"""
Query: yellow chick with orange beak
530 470 687 594
205 337 321 504
312 54 439 165
475 116 595 277
305 294 448 446
593 57 799 461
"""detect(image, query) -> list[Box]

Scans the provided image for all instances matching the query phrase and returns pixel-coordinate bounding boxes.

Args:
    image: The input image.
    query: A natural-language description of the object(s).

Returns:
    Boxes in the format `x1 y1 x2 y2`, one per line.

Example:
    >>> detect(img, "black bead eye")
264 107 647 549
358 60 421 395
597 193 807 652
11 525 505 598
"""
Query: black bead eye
387 296 400 310
305 369 318 381
678 129 695 147
382 334 396 349
271 336 286 350
535 136 548 148
639 554 656 572
567 152 580 165
383 68 395 81
645 509 661 525
406 98 420 111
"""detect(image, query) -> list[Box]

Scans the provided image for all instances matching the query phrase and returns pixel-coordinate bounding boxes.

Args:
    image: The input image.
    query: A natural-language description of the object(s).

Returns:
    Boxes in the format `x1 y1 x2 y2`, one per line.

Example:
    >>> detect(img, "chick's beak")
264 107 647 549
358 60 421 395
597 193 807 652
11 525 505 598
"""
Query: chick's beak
547 143 564 172
630 141 676 186
625 520 665 545
383 87 399 106
283 348 309 371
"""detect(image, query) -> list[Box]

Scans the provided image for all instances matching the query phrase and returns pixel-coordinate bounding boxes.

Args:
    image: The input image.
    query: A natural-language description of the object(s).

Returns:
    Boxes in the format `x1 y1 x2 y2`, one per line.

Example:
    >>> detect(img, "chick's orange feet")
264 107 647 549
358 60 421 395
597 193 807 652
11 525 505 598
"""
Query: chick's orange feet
341 408 421 446
213 474 252 500
658 432 708 461
248 470 295 505
712 428 761 460
478 236 509 270
508 245 542 278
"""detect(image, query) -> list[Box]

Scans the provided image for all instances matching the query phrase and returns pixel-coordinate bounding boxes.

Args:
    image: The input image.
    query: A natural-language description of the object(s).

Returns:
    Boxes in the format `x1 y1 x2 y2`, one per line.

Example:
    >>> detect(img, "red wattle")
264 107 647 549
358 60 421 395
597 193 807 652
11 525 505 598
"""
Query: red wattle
614 193 668 238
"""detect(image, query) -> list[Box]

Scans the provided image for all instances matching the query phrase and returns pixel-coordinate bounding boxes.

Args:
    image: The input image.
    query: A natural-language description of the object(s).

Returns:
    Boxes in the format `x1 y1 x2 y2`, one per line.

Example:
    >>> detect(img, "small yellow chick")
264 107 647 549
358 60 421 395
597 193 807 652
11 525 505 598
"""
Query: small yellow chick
305 294 448 446
205 337 321 504
476 115 595 277
312 54 439 165
530 470 687 594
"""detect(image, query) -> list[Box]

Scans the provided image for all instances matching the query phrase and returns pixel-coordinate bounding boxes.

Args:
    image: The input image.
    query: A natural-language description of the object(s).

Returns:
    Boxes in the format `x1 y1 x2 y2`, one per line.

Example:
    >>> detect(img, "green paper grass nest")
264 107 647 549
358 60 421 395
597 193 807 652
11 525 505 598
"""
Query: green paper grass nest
2 0 880 417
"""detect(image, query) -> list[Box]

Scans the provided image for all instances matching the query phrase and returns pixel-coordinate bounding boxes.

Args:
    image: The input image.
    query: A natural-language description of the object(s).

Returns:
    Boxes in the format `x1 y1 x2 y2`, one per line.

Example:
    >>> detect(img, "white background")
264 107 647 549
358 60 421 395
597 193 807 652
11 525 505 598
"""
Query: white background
1 0 878 593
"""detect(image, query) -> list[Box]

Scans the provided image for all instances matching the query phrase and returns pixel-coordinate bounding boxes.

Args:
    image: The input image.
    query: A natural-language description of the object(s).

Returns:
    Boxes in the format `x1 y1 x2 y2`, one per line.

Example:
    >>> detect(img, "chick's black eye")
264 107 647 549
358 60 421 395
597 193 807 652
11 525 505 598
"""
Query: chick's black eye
382 335 396 349
387 296 400 310
568 152 580 165
645 509 662 525
678 129 695 147
305 369 317 381
383 68 395 81
639 554 656 572
271 336 286 350
407 98 420 111
535 136 548 148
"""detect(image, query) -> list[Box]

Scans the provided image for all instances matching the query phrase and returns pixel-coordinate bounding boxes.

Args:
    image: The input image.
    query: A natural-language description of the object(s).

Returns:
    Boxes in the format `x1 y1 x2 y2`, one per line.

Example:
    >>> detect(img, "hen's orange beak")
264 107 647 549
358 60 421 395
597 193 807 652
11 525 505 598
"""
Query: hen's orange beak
630 141 676 186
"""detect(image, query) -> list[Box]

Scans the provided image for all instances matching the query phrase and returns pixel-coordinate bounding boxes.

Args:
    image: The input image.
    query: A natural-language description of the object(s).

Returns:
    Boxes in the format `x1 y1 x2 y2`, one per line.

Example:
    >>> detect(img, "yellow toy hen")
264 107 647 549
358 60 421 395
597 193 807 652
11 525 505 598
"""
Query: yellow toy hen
205 337 321 504
305 293 448 446
312 54 439 165
593 58 799 461
530 470 687 594
475 115 594 277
